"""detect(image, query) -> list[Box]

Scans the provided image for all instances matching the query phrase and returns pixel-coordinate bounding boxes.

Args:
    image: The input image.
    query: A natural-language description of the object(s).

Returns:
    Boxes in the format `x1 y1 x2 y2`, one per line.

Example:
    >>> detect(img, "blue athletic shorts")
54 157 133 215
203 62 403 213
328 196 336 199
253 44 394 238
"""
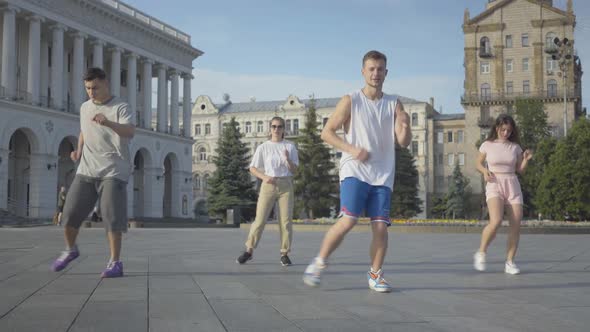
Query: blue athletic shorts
339 177 392 225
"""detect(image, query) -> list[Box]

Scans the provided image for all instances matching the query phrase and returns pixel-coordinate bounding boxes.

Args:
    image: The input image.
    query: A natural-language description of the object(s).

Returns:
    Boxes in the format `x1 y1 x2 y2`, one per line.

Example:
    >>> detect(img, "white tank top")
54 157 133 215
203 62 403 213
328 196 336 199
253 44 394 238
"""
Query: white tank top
339 90 398 190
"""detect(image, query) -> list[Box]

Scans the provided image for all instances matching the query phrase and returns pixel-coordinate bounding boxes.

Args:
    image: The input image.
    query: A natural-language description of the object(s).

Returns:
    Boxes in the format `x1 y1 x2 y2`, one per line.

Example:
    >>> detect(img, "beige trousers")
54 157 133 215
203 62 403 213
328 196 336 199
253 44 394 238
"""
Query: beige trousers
245 177 294 254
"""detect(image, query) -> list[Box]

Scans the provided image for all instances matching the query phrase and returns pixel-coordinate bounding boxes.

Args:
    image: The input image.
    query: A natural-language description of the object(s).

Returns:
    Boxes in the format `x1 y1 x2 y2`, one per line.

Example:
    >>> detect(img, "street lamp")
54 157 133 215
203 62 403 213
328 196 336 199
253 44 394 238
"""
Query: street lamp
552 37 574 136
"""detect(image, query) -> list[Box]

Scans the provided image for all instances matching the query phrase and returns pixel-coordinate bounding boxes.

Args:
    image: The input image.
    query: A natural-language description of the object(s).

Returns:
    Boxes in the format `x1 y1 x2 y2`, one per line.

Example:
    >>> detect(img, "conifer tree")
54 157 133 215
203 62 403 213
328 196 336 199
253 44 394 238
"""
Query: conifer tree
391 144 423 218
207 117 257 219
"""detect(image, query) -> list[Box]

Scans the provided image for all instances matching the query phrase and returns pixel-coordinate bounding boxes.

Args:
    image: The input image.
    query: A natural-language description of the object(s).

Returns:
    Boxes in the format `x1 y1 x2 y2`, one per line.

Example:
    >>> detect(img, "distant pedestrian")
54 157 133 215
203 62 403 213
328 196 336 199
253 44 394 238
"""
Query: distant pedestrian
473 114 533 275
56 186 67 225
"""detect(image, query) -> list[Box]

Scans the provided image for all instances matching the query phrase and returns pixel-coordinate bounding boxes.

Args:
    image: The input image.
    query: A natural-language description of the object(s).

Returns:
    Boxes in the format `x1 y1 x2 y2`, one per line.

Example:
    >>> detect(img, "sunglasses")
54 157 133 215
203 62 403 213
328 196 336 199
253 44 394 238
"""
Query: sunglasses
271 125 284 129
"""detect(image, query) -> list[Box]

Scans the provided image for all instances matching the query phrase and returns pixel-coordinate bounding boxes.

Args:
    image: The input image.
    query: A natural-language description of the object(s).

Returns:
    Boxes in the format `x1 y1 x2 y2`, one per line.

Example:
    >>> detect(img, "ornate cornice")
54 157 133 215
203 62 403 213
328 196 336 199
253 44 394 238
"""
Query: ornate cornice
463 23 504 34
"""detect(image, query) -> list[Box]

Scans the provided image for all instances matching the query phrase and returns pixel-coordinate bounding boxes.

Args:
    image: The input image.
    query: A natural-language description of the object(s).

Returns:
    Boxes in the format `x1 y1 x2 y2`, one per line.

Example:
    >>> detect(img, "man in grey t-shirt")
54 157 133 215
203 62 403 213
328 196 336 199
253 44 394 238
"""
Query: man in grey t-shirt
51 67 135 278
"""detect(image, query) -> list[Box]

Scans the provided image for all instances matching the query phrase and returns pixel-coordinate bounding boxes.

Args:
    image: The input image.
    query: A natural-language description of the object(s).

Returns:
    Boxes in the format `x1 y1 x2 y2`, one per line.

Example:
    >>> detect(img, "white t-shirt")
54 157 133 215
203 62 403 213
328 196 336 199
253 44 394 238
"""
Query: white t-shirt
339 90 398 190
76 97 135 181
249 140 299 177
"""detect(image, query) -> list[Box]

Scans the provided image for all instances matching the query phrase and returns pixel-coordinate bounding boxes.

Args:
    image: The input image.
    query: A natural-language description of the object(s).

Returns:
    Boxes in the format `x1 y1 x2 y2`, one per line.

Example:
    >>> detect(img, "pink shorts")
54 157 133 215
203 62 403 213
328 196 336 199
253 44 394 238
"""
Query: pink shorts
485 174 523 205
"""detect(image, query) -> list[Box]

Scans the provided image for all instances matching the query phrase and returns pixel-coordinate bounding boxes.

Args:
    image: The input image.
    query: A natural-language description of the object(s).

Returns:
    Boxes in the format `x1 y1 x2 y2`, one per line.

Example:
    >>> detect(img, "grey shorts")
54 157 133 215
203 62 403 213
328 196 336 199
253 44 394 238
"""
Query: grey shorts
62 175 128 232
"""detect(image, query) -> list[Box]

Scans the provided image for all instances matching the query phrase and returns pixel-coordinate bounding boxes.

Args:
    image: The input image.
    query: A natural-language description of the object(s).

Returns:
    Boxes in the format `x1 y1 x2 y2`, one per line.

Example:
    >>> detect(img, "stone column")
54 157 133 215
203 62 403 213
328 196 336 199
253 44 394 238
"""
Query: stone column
71 32 86 112
1 5 19 98
141 59 153 129
109 47 122 97
29 153 58 218
91 40 105 69
169 70 180 135
50 24 67 110
40 40 49 107
126 53 138 125
26 15 43 105
156 64 168 133
182 73 193 137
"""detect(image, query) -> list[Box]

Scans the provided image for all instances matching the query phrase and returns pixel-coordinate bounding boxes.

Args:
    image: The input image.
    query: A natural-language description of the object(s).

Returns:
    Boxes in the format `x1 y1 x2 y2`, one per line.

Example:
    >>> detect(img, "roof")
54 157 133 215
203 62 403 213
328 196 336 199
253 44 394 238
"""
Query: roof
433 112 465 121
216 95 421 114
466 0 568 25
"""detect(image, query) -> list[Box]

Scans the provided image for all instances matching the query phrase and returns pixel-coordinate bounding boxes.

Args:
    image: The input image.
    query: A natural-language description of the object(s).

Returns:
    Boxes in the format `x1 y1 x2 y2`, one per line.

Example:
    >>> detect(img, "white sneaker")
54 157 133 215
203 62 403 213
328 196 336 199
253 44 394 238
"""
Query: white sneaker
303 258 326 287
367 269 392 293
473 252 486 272
505 261 521 275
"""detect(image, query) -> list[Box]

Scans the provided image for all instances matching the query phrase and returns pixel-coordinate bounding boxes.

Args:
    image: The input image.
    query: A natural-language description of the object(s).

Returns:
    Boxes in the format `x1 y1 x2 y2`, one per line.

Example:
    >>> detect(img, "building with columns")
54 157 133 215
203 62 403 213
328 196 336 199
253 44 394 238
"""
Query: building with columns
461 0 583 209
0 0 202 219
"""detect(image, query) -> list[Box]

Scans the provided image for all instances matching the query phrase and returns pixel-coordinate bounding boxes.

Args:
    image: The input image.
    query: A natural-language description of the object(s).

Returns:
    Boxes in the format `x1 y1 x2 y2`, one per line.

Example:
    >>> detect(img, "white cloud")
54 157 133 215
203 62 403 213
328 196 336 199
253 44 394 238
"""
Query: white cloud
190 68 463 112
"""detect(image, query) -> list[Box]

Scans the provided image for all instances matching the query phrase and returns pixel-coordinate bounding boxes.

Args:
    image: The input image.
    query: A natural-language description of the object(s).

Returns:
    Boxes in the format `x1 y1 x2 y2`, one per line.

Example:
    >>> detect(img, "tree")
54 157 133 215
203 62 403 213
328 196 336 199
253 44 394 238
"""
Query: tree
514 98 550 216
294 97 338 219
513 98 550 151
536 119 590 220
430 196 448 219
207 117 257 219
521 136 557 216
390 144 422 218
446 163 470 219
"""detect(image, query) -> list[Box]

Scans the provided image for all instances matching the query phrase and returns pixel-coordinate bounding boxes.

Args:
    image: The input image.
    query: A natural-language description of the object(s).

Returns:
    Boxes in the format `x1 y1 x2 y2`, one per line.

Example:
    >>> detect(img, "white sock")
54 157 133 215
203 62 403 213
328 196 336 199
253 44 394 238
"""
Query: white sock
66 244 77 252
315 257 326 267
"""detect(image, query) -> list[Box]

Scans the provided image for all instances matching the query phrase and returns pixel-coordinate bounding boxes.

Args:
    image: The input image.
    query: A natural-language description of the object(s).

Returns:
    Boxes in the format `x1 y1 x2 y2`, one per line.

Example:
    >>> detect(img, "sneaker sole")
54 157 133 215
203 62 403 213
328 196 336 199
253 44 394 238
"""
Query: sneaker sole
236 258 252 264
281 262 292 266
303 276 320 287
369 284 392 293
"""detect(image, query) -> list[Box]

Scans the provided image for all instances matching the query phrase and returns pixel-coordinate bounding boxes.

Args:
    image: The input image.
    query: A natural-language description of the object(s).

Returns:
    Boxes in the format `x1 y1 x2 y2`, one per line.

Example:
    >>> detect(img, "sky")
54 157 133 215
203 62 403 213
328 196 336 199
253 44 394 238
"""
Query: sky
123 0 589 114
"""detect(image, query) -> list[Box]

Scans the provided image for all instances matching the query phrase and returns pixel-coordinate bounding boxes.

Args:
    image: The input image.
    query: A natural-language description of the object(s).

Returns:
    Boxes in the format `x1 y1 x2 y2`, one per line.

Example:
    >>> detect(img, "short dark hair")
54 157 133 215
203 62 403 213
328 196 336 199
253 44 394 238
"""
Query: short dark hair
83 67 107 81
362 50 387 67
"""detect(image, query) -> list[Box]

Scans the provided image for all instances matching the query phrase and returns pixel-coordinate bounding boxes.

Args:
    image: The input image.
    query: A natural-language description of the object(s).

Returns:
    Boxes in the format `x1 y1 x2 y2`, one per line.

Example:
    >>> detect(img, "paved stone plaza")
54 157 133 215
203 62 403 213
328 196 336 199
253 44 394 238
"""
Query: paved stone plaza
0 227 588 331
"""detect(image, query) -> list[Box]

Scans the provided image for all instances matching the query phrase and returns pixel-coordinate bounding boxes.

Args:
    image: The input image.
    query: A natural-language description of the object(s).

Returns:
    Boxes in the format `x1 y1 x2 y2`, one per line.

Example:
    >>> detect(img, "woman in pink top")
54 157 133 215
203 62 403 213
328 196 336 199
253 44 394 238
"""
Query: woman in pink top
474 114 533 275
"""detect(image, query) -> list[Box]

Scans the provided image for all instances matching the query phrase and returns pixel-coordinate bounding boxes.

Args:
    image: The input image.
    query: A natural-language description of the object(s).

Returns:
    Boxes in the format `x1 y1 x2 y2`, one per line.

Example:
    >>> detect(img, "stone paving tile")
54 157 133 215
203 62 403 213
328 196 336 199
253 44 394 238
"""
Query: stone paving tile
1 228 589 331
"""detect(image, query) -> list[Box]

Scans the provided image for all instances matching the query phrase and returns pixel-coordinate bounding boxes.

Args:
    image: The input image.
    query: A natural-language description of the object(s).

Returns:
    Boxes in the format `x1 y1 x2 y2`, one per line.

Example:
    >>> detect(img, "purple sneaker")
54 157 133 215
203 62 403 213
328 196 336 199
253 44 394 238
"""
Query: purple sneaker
51 249 80 272
101 261 124 278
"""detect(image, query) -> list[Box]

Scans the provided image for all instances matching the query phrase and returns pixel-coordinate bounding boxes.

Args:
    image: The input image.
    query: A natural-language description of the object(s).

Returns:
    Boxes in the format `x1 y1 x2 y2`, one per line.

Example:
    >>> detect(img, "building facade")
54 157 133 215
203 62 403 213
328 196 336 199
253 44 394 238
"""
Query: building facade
191 94 435 219
461 0 583 204
0 0 202 219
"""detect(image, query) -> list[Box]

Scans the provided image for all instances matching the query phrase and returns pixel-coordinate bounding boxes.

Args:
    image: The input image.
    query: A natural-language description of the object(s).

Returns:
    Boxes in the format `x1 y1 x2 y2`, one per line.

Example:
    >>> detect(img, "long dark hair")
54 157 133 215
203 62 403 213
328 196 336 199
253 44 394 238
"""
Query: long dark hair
486 113 521 145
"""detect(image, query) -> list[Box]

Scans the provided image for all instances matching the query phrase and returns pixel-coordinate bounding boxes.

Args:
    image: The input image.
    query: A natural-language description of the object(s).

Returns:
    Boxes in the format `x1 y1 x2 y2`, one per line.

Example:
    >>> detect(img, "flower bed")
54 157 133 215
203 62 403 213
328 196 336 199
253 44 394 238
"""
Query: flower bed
290 218 590 227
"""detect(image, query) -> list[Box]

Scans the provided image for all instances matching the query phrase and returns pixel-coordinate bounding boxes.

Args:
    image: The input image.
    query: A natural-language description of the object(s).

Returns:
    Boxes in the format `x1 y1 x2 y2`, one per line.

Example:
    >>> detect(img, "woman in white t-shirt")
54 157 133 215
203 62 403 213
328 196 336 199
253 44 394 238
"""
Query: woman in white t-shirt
236 117 299 266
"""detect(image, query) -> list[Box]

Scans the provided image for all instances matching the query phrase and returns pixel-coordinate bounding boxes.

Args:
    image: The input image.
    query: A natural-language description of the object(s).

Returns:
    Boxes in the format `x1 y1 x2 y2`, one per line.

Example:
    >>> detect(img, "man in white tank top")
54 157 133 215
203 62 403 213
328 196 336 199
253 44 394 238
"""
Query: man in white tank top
303 50 411 293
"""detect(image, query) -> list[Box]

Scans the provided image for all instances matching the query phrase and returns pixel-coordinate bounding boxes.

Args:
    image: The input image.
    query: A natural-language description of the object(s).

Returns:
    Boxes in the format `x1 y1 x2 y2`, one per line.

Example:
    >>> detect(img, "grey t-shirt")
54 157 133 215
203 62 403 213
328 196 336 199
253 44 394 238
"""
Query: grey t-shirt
76 97 135 181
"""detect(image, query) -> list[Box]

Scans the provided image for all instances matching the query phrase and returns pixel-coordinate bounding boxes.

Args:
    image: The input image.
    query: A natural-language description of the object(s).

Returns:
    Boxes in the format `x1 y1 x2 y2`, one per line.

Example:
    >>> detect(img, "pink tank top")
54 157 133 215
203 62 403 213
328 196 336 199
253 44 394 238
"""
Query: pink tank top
479 140 523 173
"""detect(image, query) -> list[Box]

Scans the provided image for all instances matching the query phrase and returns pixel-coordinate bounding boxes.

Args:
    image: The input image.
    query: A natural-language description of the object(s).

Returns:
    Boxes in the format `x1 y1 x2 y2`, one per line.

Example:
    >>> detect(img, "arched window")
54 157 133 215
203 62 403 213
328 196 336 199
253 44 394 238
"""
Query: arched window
199 147 207 161
257 121 263 132
545 32 557 49
411 113 418 127
480 37 491 56
194 174 201 190
245 121 252 133
547 79 558 97
480 83 491 101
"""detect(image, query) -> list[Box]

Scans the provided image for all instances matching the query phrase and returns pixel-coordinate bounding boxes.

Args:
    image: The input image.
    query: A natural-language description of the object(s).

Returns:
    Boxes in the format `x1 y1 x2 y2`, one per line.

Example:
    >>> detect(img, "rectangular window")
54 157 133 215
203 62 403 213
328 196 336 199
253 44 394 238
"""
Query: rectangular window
286 120 291 133
457 130 464 143
480 61 490 74
447 131 453 143
437 132 444 144
438 154 443 165
459 153 465 166
522 33 529 47
293 119 299 135
448 154 455 166
522 58 529 71
546 57 557 71
48 46 52 67
194 124 201 136
411 141 419 156
506 81 514 95
505 35 513 48
523 80 530 94
67 53 71 73
205 124 211 135
506 59 513 73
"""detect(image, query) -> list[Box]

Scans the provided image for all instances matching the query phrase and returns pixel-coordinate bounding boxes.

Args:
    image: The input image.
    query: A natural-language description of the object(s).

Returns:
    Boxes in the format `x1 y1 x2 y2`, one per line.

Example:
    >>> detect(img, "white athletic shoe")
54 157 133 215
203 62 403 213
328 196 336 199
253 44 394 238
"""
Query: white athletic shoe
473 252 486 272
367 269 392 293
504 261 521 275
303 258 326 287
